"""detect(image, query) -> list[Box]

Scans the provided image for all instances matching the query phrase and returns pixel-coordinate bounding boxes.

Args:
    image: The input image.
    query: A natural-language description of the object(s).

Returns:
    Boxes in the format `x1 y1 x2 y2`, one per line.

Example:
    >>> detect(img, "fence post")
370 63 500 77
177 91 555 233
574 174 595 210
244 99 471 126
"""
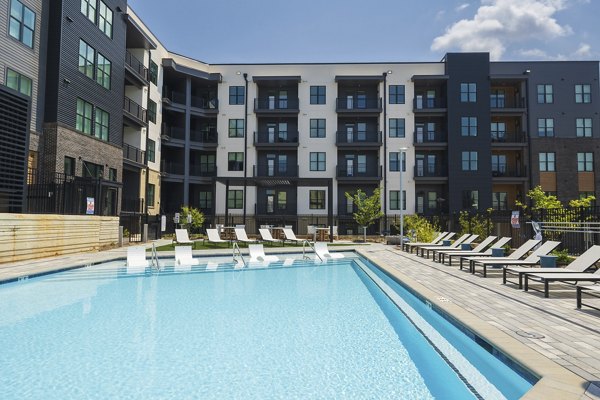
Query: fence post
118 225 123 247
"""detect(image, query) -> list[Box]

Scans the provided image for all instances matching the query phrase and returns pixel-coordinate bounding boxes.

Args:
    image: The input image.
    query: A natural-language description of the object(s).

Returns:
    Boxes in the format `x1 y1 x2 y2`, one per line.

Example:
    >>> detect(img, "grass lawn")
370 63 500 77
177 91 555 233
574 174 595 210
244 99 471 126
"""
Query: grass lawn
154 240 365 252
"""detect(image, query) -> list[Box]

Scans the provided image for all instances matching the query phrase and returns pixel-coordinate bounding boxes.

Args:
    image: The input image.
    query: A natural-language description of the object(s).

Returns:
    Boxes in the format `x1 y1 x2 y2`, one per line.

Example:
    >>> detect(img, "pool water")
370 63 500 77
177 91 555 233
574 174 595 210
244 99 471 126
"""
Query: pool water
0 256 533 399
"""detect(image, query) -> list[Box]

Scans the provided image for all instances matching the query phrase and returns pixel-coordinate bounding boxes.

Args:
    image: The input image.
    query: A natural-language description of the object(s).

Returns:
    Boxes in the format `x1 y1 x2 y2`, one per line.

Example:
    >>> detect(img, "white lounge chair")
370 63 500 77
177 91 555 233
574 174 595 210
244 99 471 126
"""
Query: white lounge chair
402 231 451 252
441 237 512 265
235 228 258 244
248 244 279 263
206 228 228 246
435 236 499 263
314 242 344 260
259 228 282 246
126 246 149 273
174 246 200 269
461 239 541 271
420 234 479 258
504 245 600 289
283 228 302 245
173 229 193 245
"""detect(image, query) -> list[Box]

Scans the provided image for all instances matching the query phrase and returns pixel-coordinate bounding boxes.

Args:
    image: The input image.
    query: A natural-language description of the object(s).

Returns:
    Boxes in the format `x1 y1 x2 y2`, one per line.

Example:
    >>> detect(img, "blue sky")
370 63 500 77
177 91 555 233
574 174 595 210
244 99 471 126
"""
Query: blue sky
128 0 599 63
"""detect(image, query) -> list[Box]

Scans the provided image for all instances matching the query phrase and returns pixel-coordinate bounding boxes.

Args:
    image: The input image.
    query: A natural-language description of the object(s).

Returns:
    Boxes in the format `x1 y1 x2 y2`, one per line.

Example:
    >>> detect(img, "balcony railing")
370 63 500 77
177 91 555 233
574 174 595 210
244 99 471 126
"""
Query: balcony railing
256 201 298 216
336 131 382 145
162 89 187 105
491 132 527 143
125 51 148 81
492 166 527 178
190 164 217 177
123 96 147 124
414 165 447 178
254 131 299 144
414 131 447 143
336 97 382 111
162 161 185 175
254 163 299 177
336 165 382 179
121 197 144 213
190 129 218 144
191 95 218 110
490 97 526 109
254 98 300 112
161 124 185 140
413 97 446 110
123 143 146 164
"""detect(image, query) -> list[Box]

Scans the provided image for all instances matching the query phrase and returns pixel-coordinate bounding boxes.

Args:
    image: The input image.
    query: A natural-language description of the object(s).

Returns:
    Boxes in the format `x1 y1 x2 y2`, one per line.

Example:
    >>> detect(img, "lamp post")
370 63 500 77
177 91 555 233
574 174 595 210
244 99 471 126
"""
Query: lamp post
399 147 408 243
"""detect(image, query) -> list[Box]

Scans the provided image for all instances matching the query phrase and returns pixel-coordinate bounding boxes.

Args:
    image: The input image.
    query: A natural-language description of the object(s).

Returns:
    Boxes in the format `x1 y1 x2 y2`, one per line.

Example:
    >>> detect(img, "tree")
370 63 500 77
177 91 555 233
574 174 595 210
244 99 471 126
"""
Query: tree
401 214 440 243
345 188 384 242
179 206 205 234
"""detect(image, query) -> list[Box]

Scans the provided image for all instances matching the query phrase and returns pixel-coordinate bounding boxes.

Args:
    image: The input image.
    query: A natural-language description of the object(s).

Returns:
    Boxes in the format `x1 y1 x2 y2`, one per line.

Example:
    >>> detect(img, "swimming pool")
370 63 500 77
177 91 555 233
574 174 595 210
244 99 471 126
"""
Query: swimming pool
0 254 534 399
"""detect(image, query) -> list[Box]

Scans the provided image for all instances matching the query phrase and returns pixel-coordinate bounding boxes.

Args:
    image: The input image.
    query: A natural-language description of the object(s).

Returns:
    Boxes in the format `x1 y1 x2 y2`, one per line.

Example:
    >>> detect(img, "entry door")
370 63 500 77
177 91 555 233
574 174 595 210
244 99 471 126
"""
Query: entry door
346 95 353 109
346 125 354 143
267 124 276 143
416 195 424 214
267 191 274 213
416 124 424 143
268 95 275 110
346 157 354 177
416 95 423 109
267 157 275 176
416 155 425 176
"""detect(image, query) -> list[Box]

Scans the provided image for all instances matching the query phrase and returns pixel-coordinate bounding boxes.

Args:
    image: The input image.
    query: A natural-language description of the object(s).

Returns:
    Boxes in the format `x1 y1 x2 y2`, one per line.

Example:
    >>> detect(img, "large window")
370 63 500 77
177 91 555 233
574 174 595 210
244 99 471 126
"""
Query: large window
460 83 476 102
149 60 158 85
389 85 405 104
147 184 155 207
200 154 216 174
461 151 478 171
491 154 507 174
146 139 155 163
576 118 592 137
228 119 244 137
575 84 591 103
537 84 553 104
461 117 477 136
199 191 212 210
389 152 406 172
539 152 555 172
9 0 35 48
229 86 244 105
310 86 326 104
64 156 76 176
79 40 95 79
310 119 326 138
227 190 243 209
389 118 405 138
147 100 157 124
490 89 505 108
389 190 406 210
578 153 594 172
82 161 103 179
5 68 32 97
463 190 479 210
98 1 113 37
228 152 244 171
80 0 96 23
96 53 111 89
309 190 326 209
537 118 554 137
94 107 109 141
491 122 506 140
492 192 508 211
76 98 93 134
309 152 326 171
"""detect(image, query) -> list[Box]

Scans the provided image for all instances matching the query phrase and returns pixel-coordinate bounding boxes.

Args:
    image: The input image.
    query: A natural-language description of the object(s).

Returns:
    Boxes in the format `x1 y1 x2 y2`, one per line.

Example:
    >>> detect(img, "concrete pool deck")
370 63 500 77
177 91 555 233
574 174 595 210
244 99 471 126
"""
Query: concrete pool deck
1 241 599 399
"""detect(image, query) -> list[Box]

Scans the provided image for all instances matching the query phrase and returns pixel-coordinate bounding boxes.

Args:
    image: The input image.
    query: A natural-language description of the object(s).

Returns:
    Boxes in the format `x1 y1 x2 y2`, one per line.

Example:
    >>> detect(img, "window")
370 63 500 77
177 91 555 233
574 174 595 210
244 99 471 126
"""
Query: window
460 83 476 102
278 192 287 210
79 40 95 79
427 192 437 210
310 86 326 104
357 155 367 173
64 156 75 176
147 184 155 207
228 152 244 171
461 117 477 137
149 60 158 85
199 191 212 209
389 152 406 172
94 107 109 141
227 190 243 209
80 0 96 23
578 153 593 172
147 100 157 124
228 119 244 137
108 168 116 181
537 84 553 104
389 118 405 138
490 89 505 108
537 118 554 137
229 86 245 105
575 84 591 103
9 0 35 48
389 85 405 104
310 119 326 138
96 53 111 89
461 151 478 171
309 190 326 209
5 68 32 97
463 190 479 210
82 161 103 179
309 152 326 171
576 118 592 137
492 192 508 211
98 1 113 37
76 98 93 134
492 155 507 175
146 139 155 163
491 122 506 140
539 152 555 172
389 190 406 210
346 197 354 214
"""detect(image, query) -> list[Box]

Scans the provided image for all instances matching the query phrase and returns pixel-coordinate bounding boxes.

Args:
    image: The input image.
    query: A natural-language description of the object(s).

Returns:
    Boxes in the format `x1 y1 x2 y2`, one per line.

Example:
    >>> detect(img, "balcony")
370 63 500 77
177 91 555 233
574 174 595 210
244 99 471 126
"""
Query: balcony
491 97 526 114
492 166 528 180
491 132 527 147
335 131 382 148
413 131 447 147
162 161 185 176
124 51 148 87
414 165 448 180
256 200 298 216
190 164 217 178
123 96 147 127
190 129 218 146
336 165 382 182
253 131 299 148
254 98 300 115
335 97 382 114
413 97 447 113
161 125 185 141
254 163 298 178
121 197 144 214
123 143 145 166
191 95 218 114
162 90 186 107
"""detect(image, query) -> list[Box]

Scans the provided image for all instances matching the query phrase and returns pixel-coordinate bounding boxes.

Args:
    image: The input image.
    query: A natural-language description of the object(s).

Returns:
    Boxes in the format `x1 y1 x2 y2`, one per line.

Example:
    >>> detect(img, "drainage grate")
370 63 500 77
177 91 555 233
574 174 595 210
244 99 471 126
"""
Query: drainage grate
437 296 450 303
515 330 545 339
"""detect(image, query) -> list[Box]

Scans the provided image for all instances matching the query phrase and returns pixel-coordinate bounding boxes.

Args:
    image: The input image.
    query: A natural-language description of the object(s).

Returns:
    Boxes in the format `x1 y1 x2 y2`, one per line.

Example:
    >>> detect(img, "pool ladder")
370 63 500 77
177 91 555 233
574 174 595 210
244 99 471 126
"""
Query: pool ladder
232 242 246 267
150 243 161 272
302 240 322 262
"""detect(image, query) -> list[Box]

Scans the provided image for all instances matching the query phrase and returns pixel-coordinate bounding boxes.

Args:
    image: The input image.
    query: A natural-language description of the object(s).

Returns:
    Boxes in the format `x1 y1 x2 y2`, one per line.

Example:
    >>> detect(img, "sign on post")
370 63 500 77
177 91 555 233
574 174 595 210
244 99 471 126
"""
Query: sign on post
161 215 166 232
86 198 95 215
511 211 520 228
174 213 180 224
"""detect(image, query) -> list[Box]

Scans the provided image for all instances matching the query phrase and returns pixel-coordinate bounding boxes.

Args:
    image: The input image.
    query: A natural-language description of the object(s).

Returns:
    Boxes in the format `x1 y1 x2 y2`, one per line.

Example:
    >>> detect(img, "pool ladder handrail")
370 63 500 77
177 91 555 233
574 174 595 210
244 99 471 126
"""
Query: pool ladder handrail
232 242 246 267
151 243 161 272
303 240 322 262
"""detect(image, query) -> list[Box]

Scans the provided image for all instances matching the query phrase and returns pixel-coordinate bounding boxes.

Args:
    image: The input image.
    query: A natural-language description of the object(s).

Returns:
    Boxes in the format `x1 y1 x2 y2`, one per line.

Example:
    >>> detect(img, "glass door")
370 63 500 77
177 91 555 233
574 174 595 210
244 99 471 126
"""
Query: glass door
346 157 354 177
416 155 424 176
346 95 353 109
267 156 275 176
346 125 354 143
268 94 275 110
416 124 424 143
267 124 276 143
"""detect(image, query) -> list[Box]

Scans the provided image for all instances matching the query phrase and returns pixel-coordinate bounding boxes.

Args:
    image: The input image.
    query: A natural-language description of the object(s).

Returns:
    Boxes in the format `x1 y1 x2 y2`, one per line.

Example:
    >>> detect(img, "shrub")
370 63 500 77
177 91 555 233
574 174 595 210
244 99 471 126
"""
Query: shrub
399 214 440 243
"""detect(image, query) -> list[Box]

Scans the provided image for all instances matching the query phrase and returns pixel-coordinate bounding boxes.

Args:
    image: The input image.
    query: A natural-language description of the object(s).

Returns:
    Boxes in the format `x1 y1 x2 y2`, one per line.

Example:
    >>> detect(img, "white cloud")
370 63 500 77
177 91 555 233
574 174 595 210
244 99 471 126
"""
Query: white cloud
431 0 573 60
456 3 470 12
574 43 591 57
435 10 446 20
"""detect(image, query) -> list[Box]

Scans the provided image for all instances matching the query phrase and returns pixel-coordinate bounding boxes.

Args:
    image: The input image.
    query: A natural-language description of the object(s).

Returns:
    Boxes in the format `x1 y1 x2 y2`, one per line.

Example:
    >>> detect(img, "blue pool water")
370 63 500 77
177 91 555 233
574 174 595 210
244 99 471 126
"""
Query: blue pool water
0 256 534 399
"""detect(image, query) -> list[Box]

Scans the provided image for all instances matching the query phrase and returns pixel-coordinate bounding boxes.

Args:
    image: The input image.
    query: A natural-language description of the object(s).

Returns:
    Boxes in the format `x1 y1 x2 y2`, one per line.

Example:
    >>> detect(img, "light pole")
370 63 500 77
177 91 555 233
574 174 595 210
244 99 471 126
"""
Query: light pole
399 147 408 243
